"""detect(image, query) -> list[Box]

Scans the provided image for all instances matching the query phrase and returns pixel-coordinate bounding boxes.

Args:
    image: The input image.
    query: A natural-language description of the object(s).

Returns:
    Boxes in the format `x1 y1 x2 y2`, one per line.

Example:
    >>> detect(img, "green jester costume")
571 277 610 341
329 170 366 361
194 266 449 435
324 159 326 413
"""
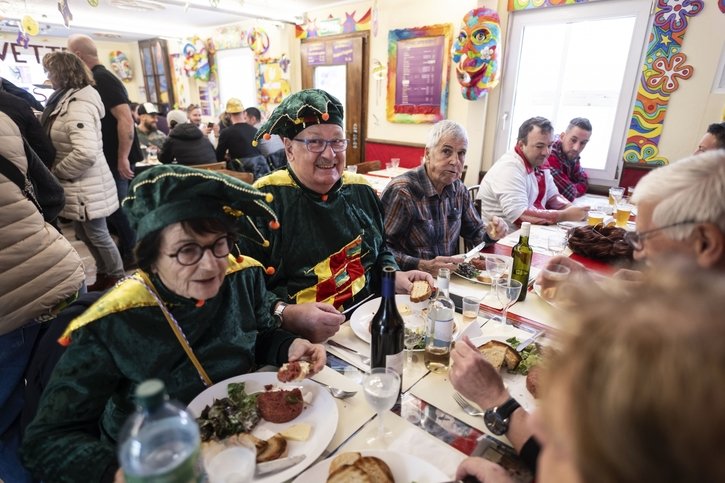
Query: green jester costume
21 166 299 482
248 89 398 309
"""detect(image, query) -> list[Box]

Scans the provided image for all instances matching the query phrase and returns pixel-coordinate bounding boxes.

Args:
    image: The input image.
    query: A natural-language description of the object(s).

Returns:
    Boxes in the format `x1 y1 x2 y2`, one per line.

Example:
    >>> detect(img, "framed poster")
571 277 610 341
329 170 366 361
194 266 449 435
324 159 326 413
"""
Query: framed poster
256 57 292 114
387 24 453 123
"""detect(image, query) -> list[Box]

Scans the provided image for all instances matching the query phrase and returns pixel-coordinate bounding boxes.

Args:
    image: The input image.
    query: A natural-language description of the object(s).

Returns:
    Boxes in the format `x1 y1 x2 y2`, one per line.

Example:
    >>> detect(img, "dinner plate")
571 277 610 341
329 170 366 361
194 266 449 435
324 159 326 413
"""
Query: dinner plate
349 294 428 344
187 372 338 483
291 449 449 482
453 254 511 285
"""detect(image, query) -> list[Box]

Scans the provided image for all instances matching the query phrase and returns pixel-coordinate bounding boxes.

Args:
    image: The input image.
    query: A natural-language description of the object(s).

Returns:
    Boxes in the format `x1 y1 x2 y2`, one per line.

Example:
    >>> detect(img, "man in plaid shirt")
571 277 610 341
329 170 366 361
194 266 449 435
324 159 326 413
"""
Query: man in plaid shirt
546 118 592 201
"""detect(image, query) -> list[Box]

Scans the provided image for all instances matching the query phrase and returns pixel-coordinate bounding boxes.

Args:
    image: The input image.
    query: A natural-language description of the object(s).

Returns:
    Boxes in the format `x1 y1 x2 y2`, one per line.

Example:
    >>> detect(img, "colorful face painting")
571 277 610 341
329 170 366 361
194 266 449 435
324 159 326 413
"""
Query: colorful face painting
451 7 501 100
109 51 133 82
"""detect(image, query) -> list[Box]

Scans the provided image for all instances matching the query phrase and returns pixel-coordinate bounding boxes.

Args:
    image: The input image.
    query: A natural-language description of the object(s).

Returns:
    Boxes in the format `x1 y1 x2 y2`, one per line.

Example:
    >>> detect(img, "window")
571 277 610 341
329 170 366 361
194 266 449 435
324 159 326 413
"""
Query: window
494 0 653 183
138 38 175 109
215 48 257 111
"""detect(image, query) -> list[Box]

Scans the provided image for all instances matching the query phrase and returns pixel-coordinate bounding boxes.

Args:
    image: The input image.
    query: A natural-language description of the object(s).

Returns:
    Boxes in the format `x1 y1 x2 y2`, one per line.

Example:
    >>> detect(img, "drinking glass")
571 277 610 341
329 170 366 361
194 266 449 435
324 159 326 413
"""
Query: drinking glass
390 158 400 169
404 327 423 365
484 256 509 310
615 203 633 228
362 368 400 446
345 165 357 174
539 264 570 303
608 187 625 206
547 235 567 256
495 279 522 325
462 296 481 324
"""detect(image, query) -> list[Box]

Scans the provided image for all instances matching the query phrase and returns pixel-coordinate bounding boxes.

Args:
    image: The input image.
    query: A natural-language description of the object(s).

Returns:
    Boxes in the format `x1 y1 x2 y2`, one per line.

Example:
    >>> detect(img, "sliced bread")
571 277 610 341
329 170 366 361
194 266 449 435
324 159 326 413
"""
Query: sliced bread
410 280 433 302
479 340 522 371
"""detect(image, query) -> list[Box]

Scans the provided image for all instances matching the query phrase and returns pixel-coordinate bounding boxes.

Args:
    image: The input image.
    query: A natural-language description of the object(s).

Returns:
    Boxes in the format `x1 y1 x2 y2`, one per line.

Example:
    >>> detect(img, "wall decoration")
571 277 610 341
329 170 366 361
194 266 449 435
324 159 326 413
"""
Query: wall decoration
508 0 594 11
182 36 210 81
109 50 133 82
720 0 725 13
623 0 703 166
452 7 501 101
57 0 73 27
257 57 292 114
296 8 371 39
246 27 270 56
387 24 453 124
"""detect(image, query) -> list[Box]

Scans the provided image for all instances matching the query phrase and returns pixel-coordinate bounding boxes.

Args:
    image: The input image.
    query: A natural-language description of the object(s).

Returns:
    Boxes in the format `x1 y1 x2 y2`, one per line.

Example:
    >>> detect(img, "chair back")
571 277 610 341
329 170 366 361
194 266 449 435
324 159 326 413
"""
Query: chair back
461 164 468 181
193 162 226 171
355 160 382 174
218 169 254 184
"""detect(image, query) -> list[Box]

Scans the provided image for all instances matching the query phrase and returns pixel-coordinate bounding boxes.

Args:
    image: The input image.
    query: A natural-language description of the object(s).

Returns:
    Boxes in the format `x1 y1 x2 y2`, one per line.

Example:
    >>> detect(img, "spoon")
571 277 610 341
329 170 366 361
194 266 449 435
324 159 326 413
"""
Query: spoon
312 380 357 399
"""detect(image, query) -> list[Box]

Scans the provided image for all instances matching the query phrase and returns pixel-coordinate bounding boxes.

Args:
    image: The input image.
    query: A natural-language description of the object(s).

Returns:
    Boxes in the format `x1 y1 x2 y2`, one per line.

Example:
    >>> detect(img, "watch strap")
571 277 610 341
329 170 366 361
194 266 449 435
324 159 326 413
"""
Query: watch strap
497 397 521 419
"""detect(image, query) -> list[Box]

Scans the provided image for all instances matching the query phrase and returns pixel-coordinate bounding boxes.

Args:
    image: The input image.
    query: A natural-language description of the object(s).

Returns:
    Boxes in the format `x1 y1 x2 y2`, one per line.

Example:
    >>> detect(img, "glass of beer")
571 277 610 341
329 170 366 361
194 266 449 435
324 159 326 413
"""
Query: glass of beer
609 187 625 206
615 203 633 228
587 211 605 226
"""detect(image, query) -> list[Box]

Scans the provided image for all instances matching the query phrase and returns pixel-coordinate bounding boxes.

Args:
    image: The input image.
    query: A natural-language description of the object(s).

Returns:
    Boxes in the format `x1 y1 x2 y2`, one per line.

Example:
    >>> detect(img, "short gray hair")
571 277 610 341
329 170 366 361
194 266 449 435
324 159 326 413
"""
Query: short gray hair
631 150 725 240
426 120 468 150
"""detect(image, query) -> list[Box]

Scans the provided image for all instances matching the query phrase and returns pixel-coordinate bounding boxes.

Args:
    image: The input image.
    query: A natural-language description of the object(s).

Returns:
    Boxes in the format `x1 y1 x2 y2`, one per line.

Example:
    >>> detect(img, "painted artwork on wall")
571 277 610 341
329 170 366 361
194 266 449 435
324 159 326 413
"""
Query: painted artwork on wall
508 0 594 11
296 8 371 39
387 24 453 123
257 57 292 114
452 7 501 100
109 50 133 82
623 0 704 166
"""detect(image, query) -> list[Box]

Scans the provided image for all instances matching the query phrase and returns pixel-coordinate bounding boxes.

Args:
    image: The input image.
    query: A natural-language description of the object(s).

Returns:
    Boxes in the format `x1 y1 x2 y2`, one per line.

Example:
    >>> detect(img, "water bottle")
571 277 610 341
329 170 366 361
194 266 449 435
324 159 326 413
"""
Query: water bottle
424 268 455 373
118 379 202 483
370 266 405 380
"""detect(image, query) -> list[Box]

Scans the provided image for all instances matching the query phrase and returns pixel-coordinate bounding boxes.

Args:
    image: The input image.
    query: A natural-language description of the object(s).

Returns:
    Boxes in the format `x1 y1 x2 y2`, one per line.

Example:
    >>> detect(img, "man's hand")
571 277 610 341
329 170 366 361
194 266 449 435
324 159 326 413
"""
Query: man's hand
456 457 515 483
557 205 589 222
281 302 344 343
287 339 327 375
449 336 509 410
395 270 435 293
417 256 463 277
117 157 134 180
486 215 508 241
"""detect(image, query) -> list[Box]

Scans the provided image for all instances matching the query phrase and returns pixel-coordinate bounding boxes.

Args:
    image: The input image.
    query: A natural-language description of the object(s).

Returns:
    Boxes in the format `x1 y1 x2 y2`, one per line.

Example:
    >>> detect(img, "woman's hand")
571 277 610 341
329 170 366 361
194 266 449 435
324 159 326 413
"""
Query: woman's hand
281 303 344 343
287 339 326 375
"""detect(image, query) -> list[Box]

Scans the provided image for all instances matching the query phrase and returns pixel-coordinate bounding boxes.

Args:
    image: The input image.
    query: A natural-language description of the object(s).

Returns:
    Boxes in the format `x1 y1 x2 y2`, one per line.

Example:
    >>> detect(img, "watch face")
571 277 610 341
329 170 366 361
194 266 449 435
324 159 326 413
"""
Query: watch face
484 409 508 436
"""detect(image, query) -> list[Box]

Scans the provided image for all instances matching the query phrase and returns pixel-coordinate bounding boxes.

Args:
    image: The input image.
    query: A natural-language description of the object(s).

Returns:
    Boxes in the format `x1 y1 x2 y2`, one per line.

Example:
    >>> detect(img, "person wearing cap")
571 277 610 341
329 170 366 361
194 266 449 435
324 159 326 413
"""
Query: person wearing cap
247 89 432 342
21 164 326 482
216 98 269 179
158 108 217 166
135 102 166 152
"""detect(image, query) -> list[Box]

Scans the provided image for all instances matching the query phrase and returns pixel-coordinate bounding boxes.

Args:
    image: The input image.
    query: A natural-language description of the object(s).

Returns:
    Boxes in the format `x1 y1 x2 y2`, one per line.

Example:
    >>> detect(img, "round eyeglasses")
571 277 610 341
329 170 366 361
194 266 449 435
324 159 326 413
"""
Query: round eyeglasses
167 235 233 266
293 138 348 153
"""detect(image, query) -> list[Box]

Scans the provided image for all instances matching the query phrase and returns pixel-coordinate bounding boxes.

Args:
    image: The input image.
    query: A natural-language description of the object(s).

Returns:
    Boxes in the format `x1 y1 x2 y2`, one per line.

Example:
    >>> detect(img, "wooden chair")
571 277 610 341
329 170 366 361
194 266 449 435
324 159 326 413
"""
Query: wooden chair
463 185 483 253
193 162 226 171
461 164 468 181
218 169 254 184
355 160 381 174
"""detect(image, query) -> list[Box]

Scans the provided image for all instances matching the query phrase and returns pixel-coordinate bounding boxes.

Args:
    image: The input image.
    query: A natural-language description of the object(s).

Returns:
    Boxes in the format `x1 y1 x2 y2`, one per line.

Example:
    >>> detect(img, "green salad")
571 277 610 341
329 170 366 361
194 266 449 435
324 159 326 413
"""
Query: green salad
505 337 542 375
197 382 260 442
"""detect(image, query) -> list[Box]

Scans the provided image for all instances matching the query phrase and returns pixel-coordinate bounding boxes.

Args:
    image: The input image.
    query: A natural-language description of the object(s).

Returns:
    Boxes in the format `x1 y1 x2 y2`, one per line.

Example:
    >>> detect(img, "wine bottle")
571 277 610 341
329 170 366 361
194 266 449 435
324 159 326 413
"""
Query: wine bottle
370 266 404 379
424 268 455 373
511 222 533 301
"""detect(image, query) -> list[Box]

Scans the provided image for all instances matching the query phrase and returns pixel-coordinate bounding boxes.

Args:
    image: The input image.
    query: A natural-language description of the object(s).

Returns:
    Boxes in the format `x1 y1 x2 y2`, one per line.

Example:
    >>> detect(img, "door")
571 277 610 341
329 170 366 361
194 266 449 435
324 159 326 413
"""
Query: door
301 33 368 165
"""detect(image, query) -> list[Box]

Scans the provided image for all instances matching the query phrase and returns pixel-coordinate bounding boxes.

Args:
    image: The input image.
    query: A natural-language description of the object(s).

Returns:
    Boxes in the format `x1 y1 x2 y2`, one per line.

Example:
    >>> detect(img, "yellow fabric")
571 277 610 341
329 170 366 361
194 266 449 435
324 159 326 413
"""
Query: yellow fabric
253 169 297 190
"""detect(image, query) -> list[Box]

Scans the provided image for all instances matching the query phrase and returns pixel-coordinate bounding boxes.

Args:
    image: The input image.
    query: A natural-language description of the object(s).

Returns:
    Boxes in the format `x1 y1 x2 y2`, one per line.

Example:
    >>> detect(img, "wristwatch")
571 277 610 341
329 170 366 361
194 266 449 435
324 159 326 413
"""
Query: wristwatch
273 301 288 322
483 398 521 435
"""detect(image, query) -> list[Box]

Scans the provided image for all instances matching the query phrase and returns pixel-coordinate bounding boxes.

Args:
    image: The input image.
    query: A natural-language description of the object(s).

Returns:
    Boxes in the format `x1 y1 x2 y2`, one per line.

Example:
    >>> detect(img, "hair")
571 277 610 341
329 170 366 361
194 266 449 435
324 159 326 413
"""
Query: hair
517 116 553 143
425 120 468 150
244 107 262 123
42 51 95 90
186 104 200 114
545 265 725 483
706 122 725 149
631 150 725 240
135 218 238 272
566 117 592 132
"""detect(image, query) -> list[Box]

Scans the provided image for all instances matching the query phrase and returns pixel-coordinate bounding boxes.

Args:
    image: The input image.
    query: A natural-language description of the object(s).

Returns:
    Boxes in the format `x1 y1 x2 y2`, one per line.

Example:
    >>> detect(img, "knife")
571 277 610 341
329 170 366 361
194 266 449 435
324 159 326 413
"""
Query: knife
255 454 306 476
327 339 368 358
462 241 487 263
516 330 544 352
340 293 376 316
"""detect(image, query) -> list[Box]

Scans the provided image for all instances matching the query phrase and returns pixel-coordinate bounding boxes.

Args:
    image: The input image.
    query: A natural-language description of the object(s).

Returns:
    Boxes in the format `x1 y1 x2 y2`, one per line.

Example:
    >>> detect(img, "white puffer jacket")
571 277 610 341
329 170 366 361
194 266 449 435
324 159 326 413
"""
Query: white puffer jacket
0 111 85 335
46 85 118 221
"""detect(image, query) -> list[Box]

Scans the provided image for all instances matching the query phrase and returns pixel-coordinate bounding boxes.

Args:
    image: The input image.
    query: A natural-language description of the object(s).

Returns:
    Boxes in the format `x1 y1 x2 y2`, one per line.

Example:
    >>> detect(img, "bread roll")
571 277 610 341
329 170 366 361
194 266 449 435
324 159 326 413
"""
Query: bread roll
410 280 432 302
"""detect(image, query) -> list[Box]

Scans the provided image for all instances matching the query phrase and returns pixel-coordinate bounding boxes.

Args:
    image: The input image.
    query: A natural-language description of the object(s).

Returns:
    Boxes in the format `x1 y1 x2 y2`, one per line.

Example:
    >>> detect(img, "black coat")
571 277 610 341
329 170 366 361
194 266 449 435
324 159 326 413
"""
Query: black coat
158 122 217 166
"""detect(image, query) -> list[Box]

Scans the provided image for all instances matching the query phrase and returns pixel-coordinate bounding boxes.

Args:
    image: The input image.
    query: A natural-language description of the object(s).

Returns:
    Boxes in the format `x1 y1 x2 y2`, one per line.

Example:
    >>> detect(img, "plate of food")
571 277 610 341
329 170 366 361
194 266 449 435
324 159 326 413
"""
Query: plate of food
453 254 511 285
187 370 338 483
349 294 429 348
292 449 449 483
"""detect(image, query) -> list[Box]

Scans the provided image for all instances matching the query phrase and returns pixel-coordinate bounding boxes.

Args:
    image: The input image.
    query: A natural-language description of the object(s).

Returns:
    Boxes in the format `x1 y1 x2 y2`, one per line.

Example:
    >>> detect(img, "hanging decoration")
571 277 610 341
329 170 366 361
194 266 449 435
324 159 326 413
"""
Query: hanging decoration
279 53 290 74
21 15 39 36
451 7 501 101
623 0 703 166
182 36 211 81
246 27 270 55
87 0 99 7
508 0 593 11
57 0 73 27
109 50 133 82
296 8 371 39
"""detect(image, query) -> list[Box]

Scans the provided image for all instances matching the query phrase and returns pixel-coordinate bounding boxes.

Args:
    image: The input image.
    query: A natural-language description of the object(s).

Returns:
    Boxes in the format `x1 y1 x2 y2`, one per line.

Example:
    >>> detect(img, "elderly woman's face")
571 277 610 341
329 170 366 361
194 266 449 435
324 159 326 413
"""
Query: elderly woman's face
152 223 229 301
425 133 467 191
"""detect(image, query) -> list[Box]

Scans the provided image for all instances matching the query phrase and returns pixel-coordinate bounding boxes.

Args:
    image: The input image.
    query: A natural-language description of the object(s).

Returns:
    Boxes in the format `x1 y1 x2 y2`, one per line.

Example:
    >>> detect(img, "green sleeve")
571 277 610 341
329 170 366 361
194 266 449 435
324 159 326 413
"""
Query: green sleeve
21 326 122 483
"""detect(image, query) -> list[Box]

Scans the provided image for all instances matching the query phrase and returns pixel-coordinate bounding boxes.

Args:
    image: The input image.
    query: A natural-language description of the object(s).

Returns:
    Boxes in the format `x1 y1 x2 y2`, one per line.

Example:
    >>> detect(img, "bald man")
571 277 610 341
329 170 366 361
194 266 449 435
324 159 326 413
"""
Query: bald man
67 34 143 266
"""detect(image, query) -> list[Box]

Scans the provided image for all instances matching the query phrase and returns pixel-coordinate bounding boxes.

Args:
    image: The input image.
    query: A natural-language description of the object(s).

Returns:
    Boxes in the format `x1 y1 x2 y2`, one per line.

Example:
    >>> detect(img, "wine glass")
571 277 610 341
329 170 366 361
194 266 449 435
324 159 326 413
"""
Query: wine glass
484 255 508 306
547 235 567 256
495 278 522 325
362 368 400 446
404 327 423 365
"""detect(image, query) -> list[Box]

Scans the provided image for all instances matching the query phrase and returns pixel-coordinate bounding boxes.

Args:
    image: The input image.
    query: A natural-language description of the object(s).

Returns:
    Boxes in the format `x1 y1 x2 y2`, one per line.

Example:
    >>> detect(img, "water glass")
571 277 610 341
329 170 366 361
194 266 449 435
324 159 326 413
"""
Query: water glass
495 279 522 325
385 161 393 170
608 187 625 206
390 158 400 169
363 368 400 446
462 296 480 324
539 264 571 303
547 235 567 256
345 165 358 174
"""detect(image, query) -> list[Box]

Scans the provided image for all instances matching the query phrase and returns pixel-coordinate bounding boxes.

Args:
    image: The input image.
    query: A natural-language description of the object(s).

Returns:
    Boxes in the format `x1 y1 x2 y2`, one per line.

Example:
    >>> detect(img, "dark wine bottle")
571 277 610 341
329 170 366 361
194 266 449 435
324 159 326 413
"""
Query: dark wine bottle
511 222 533 301
370 266 404 378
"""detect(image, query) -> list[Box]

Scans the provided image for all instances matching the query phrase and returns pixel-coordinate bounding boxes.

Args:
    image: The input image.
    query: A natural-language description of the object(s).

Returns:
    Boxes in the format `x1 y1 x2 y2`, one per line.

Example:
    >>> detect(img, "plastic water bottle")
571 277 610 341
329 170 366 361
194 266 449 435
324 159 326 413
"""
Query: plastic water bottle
118 379 202 483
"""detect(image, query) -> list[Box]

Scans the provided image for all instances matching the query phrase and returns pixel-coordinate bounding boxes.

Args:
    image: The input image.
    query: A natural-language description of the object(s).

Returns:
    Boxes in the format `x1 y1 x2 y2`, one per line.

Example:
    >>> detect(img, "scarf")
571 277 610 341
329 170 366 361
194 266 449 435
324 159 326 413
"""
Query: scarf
40 88 70 132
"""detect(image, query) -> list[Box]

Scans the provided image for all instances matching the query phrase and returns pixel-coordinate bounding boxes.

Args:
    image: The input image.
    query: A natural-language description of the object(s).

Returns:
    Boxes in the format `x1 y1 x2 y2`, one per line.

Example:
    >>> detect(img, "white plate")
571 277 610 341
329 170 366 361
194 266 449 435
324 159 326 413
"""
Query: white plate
349 294 428 344
291 449 449 483
453 254 512 285
187 372 338 483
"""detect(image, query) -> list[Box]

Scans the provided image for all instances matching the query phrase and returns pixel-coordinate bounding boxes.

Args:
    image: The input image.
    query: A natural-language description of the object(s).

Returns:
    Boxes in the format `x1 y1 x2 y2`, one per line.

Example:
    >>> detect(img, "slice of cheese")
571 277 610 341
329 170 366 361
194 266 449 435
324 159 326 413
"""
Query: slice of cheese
279 423 312 441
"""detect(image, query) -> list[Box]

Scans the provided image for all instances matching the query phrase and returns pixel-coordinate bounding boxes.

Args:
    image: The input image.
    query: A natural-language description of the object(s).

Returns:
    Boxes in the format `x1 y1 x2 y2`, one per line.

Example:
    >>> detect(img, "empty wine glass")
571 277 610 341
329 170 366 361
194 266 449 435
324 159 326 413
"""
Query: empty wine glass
362 368 400 446
484 255 508 305
547 235 567 256
404 327 423 365
495 278 522 325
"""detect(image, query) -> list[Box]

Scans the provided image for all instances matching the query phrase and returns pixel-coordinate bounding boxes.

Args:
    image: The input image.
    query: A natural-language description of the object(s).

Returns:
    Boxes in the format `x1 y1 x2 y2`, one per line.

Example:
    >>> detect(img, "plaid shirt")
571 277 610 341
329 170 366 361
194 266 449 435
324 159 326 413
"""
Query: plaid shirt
546 139 588 201
381 166 491 270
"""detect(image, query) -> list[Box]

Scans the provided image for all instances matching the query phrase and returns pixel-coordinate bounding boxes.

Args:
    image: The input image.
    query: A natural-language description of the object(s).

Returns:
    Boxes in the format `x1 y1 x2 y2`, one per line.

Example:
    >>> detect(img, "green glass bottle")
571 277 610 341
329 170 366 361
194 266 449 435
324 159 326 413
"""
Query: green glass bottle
510 222 533 301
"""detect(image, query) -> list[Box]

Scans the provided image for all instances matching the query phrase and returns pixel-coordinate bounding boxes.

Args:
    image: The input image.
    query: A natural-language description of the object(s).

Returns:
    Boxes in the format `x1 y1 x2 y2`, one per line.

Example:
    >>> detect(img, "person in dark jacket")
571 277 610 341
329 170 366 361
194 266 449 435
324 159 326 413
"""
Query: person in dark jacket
216 98 269 179
158 121 217 166
0 91 56 168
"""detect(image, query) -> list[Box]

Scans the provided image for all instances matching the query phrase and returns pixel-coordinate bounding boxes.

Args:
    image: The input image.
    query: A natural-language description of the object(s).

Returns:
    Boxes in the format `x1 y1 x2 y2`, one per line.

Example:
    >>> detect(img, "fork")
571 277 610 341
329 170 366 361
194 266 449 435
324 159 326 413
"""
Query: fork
312 379 357 399
452 392 485 417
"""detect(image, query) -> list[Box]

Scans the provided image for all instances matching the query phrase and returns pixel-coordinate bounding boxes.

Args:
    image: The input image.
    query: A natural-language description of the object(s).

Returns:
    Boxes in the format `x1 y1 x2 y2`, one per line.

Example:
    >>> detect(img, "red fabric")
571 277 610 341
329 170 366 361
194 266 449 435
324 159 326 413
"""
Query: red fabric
514 146 546 209
364 141 425 168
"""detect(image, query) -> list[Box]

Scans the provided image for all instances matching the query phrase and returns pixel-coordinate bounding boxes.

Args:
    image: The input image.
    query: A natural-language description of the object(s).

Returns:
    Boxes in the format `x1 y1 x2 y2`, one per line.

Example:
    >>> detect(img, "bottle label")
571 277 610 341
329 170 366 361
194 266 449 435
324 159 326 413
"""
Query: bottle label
386 351 404 377
433 318 454 341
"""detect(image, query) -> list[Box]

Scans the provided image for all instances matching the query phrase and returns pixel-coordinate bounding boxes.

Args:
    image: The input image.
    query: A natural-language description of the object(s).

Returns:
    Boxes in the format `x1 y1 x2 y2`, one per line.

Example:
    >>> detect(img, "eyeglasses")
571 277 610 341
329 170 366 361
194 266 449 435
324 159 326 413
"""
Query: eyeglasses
293 138 348 153
167 235 233 266
624 221 697 251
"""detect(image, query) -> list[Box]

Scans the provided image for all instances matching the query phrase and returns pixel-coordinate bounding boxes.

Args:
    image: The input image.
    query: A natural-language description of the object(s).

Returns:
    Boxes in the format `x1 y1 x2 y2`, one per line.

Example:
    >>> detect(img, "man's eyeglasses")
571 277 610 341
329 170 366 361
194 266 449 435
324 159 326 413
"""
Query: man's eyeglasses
293 138 348 153
624 221 697 251
167 235 233 266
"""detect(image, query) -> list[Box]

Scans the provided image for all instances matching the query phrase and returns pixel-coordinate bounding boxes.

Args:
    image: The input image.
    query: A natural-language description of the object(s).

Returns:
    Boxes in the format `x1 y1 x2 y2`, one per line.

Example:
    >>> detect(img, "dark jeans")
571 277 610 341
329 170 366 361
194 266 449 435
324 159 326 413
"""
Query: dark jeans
107 176 136 260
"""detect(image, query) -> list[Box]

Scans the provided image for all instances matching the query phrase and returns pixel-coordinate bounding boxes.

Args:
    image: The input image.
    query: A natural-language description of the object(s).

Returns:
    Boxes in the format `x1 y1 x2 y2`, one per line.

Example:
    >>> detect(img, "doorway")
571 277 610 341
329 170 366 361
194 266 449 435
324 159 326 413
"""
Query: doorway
301 33 369 165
